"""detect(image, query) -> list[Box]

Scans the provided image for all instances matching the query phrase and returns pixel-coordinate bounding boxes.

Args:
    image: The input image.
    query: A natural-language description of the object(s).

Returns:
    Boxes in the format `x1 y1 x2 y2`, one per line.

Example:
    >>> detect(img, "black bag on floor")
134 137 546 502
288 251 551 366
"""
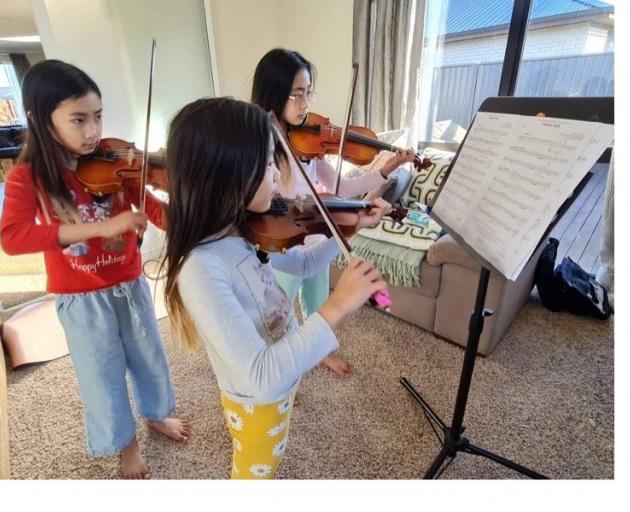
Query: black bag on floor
534 238 612 319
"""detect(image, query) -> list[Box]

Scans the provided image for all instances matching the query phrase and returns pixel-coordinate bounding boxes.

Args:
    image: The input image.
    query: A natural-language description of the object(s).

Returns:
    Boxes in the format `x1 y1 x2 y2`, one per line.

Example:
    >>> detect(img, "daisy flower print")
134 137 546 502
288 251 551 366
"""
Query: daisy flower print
225 409 244 431
272 437 288 457
267 421 287 437
277 397 291 414
250 464 273 478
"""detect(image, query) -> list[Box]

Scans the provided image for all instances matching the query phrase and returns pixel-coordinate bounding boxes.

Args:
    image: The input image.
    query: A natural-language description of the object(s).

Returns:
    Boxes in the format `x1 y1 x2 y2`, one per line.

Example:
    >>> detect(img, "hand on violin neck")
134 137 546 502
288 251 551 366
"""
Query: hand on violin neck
379 147 416 176
318 257 387 329
356 197 391 230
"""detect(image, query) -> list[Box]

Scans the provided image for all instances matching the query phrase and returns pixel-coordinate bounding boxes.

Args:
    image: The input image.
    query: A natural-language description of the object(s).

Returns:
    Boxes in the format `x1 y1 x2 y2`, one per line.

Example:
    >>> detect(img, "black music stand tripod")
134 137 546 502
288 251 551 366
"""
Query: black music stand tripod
400 267 548 479
399 95 612 479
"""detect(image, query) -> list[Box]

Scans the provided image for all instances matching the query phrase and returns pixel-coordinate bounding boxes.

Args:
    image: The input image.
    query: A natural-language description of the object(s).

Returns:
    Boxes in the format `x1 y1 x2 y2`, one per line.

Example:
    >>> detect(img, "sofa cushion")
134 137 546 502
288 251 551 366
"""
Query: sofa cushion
420 146 457 163
427 233 480 270
400 147 454 207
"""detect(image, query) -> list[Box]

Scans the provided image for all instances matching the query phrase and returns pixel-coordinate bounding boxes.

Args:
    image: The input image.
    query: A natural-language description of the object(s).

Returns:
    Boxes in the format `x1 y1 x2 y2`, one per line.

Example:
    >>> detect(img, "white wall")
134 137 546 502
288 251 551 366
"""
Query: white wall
24 51 45 65
30 0 136 139
30 0 214 148
275 0 354 126
109 0 214 147
28 0 354 141
207 0 278 100
208 0 353 123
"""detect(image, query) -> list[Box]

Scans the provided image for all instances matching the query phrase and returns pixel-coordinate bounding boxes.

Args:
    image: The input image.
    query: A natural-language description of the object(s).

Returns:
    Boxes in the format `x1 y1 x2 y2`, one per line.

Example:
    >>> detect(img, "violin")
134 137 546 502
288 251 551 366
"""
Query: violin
288 112 432 170
76 137 167 196
243 195 371 253
244 195 409 254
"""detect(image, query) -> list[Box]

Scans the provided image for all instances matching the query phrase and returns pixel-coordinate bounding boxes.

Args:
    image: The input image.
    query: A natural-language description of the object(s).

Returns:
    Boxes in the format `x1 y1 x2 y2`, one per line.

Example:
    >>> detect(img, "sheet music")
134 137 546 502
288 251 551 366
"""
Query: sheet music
511 121 614 277
432 112 613 280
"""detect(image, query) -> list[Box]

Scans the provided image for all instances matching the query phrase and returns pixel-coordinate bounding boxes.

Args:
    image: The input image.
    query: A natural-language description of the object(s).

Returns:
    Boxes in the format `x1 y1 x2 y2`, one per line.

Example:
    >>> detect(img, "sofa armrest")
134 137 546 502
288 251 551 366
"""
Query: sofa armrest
427 234 480 270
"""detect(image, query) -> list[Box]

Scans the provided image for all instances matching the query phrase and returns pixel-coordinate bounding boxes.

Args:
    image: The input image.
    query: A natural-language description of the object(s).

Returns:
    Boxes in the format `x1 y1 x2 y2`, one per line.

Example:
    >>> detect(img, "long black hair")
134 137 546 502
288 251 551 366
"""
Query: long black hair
251 48 314 123
164 97 271 350
251 48 314 186
19 59 101 221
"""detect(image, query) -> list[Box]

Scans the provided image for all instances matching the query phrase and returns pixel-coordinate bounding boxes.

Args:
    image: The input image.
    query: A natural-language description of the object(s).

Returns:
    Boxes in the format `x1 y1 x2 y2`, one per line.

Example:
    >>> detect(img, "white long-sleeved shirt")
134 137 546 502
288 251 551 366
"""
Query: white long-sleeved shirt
275 157 387 199
178 234 341 404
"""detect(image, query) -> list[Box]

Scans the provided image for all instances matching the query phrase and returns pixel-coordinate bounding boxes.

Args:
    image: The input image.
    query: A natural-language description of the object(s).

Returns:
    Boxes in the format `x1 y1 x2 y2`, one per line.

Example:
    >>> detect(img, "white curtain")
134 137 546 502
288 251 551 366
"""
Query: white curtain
352 0 426 146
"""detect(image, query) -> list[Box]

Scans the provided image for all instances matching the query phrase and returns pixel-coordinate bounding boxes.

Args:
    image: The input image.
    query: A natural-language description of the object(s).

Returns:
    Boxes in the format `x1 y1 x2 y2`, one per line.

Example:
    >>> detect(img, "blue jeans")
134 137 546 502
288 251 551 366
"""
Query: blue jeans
55 276 175 456
273 267 329 318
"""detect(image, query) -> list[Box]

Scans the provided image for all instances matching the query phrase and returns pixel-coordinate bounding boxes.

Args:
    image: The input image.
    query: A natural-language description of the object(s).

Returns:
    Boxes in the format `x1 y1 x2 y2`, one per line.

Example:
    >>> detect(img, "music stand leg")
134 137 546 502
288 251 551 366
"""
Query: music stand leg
401 268 548 479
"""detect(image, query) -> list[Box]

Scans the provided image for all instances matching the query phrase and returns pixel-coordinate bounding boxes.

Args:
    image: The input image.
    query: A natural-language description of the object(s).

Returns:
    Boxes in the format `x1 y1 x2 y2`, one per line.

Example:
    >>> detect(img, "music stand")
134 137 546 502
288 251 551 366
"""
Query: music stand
401 96 614 479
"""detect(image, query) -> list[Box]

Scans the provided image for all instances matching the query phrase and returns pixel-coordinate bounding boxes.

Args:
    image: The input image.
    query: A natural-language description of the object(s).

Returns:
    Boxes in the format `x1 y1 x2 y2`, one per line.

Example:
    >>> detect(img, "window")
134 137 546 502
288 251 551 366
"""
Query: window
0 58 25 127
416 0 614 148
516 0 614 97
417 0 514 147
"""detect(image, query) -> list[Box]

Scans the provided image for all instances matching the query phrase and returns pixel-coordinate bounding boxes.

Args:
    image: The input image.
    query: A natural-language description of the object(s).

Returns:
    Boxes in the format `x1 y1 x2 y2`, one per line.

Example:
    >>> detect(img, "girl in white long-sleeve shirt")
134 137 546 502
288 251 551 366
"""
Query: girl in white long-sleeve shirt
252 48 415 376
162 97 389 479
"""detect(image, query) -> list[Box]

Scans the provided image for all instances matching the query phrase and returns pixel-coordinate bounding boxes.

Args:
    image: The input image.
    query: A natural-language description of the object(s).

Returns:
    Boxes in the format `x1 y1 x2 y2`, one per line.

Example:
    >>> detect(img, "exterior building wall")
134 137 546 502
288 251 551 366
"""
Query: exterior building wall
441 22 612 66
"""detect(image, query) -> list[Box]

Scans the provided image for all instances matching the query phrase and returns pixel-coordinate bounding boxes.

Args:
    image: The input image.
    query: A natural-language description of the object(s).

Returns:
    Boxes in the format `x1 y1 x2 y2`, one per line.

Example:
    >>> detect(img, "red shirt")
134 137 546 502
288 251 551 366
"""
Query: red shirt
0 163 165 294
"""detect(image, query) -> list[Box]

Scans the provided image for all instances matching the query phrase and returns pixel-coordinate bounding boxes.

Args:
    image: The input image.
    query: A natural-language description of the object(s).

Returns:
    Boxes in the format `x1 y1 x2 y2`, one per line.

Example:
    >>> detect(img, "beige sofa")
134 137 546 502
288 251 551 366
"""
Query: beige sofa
328 143 544 356
330 232 544 356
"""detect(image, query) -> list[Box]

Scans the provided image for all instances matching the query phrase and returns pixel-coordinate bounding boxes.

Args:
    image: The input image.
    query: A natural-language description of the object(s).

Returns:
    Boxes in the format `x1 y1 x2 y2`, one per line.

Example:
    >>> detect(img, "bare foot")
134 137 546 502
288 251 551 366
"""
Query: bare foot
146 417 192 443
120 436 151 479
322 354 350 377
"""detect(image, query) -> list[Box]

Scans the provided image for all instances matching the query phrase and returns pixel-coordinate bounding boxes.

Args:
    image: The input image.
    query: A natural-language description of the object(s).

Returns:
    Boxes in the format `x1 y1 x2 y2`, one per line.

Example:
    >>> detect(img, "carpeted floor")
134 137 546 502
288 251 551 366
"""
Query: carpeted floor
3 291 613 480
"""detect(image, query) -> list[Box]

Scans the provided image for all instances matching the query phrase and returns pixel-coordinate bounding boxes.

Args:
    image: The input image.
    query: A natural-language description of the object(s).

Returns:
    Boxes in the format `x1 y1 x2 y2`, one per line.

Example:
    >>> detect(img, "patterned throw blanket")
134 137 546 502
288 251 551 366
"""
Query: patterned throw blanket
336 208 444 287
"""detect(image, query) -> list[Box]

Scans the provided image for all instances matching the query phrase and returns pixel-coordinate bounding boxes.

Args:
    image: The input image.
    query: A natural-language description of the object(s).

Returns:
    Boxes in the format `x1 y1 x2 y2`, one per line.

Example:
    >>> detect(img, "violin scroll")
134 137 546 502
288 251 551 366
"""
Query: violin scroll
415 157 432 170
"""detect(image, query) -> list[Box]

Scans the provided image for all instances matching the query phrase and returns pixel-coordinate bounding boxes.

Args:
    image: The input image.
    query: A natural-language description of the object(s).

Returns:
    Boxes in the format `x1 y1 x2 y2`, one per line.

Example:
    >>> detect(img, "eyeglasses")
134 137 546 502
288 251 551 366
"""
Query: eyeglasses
288 90 317 104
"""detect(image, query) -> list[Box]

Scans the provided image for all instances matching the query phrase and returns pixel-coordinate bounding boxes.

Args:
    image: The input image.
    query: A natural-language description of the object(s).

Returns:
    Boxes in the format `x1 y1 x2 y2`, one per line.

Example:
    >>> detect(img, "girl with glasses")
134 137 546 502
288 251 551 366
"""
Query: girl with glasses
252 48 414 376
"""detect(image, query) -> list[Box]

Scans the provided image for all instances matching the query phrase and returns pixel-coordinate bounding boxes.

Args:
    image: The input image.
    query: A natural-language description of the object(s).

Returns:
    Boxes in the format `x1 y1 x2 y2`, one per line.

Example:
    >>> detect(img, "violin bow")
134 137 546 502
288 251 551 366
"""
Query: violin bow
269 112 392 311
333 62 359 196
333 62 391 310
137 37 157 247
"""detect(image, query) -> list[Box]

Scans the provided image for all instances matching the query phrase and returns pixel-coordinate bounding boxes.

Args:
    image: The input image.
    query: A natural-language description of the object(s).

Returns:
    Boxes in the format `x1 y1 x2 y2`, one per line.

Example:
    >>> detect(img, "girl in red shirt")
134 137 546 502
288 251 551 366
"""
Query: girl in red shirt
0 60 190 479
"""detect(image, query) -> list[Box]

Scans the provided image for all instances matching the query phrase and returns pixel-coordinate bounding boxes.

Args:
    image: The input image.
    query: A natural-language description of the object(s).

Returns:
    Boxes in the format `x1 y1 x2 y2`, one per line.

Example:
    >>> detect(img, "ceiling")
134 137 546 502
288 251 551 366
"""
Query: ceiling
0 0 43 53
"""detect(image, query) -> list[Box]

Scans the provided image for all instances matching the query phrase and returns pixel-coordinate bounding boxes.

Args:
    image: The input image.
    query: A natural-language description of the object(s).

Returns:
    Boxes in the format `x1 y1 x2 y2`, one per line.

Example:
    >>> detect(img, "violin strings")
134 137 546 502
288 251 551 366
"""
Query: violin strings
107 150 163 160
321 125 409 154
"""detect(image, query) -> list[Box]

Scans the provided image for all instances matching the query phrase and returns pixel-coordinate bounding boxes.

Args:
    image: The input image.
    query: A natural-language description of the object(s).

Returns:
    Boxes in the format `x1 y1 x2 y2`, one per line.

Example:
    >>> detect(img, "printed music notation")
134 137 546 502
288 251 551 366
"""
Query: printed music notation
431 112 613 280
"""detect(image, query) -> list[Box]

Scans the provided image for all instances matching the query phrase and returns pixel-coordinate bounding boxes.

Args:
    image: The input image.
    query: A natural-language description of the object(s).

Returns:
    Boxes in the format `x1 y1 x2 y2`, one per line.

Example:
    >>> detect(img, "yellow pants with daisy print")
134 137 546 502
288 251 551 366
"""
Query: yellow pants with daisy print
220 390 296 479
